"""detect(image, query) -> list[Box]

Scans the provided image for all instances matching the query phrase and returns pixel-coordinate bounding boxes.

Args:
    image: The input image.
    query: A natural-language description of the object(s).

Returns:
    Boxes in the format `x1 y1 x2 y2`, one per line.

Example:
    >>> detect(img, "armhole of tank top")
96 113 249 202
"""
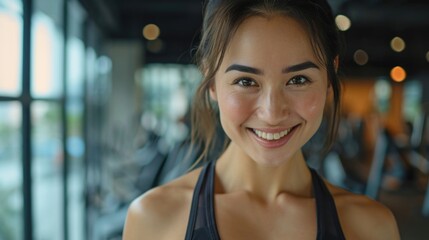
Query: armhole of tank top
184 163 209 240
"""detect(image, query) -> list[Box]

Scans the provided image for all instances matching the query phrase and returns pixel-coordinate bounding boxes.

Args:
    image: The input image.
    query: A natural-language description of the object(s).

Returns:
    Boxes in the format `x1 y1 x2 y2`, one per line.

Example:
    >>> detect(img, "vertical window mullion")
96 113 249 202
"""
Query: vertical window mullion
62 0 69 240
82 17 89 240
22 0 33 239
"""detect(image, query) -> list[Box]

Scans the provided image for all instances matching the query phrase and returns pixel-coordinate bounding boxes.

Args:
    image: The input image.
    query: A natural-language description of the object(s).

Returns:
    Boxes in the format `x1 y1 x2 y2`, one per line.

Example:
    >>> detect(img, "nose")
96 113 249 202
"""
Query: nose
258 87 289 125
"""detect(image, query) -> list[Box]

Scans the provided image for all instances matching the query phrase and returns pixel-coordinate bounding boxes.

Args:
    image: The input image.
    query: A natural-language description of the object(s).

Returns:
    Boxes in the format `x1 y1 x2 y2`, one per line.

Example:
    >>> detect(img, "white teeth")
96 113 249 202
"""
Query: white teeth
274 133 280 140
253 128 291 141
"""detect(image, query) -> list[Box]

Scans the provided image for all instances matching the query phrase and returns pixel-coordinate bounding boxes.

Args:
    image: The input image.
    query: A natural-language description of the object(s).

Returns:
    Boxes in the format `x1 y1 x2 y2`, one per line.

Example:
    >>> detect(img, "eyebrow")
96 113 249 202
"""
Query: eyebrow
282 61 320 73
225 61 320 75
225 64 262 74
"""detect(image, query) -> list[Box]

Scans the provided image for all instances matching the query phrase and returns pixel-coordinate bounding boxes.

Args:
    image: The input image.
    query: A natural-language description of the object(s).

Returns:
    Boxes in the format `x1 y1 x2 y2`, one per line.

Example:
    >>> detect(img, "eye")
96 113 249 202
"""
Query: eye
234 78 258 87
287 75 310 86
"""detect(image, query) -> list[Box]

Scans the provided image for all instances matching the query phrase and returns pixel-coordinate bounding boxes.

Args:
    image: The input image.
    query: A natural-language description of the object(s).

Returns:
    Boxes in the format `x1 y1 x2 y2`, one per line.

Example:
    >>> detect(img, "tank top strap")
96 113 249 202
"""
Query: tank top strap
310 168 346 240
185 161 220 240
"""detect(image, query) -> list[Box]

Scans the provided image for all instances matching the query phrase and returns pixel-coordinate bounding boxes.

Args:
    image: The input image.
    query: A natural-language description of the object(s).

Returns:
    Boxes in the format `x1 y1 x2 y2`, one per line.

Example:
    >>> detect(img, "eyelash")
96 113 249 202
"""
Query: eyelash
232 75 311 88
287 75 311 86
233 78 257 87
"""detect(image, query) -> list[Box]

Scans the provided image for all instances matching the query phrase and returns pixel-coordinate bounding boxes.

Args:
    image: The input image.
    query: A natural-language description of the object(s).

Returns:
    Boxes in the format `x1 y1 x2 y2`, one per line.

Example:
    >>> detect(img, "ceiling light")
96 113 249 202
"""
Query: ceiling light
335 15 351 31
143 24 160 41
390 66 406 82
353 49 369 66
390 37 406 52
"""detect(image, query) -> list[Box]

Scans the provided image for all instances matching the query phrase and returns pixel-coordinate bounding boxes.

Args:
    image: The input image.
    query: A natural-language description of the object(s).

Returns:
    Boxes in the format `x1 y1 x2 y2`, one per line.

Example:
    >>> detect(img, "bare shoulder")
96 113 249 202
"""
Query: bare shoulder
327 183 401 240
122 168 202 240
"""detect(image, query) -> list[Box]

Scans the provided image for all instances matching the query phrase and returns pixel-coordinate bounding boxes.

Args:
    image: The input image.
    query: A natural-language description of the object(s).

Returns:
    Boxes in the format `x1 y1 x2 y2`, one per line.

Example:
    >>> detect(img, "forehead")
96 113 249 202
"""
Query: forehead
221 15 317 69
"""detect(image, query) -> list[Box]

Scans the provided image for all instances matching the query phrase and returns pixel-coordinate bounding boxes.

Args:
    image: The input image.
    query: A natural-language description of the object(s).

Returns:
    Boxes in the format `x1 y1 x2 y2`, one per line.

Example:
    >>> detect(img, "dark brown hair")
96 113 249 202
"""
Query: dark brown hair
191 0 342 164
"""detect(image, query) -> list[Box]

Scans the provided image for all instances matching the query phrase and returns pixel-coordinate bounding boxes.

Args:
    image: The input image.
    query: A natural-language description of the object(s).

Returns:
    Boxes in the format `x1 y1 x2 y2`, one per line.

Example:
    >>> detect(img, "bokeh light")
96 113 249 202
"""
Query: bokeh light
353 49 369 66
143 24 160 41
390 66 406 82
335 14 351 31
390 37 406 52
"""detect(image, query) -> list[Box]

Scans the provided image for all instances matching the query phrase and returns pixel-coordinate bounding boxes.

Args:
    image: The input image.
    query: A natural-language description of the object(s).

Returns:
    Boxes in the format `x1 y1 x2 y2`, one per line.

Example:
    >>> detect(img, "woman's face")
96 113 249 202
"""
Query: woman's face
210 15 329 166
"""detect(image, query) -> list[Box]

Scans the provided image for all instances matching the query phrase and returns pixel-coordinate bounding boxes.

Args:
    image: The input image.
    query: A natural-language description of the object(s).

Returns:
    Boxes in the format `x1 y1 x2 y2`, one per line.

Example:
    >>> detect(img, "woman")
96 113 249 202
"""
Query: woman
123 0 400 239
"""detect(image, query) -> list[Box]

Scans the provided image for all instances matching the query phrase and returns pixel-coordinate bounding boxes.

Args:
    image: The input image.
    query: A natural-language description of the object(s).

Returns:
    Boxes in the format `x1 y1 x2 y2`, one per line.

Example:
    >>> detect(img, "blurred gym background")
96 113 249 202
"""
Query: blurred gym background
0 0 428 239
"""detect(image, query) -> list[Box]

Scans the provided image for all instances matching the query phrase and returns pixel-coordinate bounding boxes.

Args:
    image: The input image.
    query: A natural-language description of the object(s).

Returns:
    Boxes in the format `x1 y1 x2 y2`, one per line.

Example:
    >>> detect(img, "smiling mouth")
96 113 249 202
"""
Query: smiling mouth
251 128 293 141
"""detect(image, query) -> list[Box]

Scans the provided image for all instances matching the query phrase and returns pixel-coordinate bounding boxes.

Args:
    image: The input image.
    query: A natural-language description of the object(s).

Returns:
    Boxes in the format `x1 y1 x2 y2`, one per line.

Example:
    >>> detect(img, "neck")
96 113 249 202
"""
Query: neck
216 143 313 203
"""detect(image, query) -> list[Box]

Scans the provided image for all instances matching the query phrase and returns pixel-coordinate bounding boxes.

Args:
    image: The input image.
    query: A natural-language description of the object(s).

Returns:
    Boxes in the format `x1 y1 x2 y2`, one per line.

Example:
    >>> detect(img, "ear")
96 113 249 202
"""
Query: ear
327 56 340 90
209 80 218 101
334 55 339 73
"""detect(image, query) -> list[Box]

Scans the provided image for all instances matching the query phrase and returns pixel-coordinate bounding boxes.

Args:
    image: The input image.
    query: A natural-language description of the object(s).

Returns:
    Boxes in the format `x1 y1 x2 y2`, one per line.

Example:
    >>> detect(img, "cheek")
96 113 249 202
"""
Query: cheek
218 92 254 125
296 91 327 121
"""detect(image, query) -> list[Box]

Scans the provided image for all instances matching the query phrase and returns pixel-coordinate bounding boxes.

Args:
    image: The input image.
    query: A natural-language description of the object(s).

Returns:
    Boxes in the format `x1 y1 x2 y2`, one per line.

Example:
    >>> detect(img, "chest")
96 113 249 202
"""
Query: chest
214 194 318 240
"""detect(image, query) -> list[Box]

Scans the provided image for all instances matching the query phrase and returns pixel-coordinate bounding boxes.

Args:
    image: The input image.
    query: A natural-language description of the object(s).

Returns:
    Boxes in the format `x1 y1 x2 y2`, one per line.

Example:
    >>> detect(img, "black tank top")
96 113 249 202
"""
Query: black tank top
184 160 346 240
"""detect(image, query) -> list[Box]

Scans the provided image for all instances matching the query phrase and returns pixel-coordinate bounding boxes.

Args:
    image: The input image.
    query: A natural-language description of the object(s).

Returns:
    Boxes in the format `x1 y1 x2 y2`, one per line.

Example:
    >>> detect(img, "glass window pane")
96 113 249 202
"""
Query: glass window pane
31 0 63 98
67 100 84 240
0 1 22 96
0 102 23 240
67 37 84 98
32 101 63 240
